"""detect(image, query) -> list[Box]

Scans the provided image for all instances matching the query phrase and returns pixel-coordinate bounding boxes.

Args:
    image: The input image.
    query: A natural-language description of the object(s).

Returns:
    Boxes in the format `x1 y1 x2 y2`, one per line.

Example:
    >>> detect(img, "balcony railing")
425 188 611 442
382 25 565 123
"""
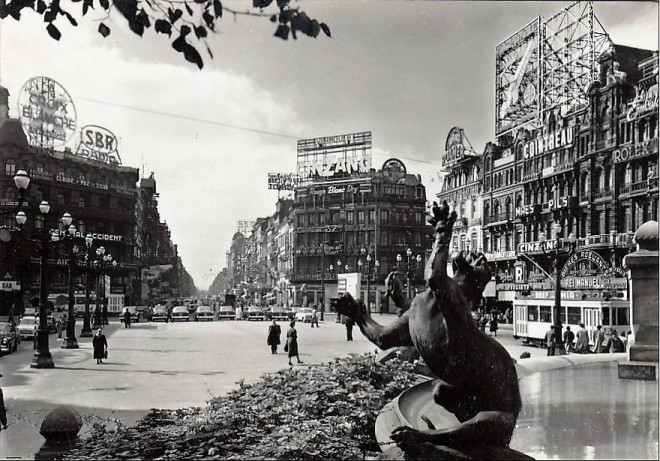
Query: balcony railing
620 180 654 196
593 189 613 201
484 212 513 226
577 232 636 248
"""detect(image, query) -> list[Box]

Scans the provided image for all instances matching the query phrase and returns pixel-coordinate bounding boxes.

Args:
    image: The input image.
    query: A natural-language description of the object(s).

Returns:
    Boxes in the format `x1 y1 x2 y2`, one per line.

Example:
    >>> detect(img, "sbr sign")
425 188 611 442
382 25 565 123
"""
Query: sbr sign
81 125 117 154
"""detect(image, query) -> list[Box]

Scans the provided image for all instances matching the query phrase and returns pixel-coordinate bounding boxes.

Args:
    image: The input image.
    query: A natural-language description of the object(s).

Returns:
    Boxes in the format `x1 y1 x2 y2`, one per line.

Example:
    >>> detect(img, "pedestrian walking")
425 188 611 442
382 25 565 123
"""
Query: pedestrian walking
575 323 590 353
0 387 8 430
545 327 556 356
480 313 489 332
122 308 131 328
310 308 319 328
489 315 499 336
92 328 108 365
285 320 303 366
345 316 355 341
563 326 575 353
267 319 281 354
593 325 605 353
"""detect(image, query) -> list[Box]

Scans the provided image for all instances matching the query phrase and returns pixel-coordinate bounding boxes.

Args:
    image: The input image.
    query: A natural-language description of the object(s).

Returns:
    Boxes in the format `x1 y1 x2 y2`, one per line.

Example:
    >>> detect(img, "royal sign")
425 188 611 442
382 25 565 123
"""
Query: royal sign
18 76 77 148
75 125 122 165
523 127 573 159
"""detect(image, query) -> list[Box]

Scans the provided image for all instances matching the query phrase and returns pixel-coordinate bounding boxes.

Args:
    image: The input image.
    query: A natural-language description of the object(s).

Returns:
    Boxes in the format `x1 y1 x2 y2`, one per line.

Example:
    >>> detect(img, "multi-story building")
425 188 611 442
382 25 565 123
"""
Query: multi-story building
0 82 194 314
291 160 431 312
436 127 485 257
484 43 657 318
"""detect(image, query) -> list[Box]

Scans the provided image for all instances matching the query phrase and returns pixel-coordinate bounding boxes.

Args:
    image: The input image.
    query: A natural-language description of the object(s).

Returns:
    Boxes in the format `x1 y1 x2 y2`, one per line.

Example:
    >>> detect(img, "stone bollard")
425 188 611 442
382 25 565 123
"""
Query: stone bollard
35 406 83 460
619 220 659 381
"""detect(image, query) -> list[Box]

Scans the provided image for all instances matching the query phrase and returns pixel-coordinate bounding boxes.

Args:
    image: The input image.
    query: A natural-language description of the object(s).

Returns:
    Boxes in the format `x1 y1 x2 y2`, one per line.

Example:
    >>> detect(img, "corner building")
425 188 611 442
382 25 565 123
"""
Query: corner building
291 163 431 313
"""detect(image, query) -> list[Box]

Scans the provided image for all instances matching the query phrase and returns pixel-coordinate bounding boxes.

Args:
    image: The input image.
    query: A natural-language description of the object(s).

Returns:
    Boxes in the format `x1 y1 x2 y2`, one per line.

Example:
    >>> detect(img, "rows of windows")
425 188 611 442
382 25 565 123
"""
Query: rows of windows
296 209 425 227
295 230 423 248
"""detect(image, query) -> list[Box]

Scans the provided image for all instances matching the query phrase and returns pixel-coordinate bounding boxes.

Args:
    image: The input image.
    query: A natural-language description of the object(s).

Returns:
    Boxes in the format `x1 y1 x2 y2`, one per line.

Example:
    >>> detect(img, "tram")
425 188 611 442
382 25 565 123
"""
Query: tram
512 297 630 347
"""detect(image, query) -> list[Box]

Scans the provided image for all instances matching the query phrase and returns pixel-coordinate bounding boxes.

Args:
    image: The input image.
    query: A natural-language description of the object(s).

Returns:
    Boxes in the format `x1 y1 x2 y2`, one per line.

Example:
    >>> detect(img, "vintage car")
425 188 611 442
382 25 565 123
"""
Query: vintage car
195 306 214 321
0 322 20 353
295 308 315 323
269 306 289 321
171 306 190 322
152 306 169 322
18 316 38 339
218 306 235 320
246 306 265 321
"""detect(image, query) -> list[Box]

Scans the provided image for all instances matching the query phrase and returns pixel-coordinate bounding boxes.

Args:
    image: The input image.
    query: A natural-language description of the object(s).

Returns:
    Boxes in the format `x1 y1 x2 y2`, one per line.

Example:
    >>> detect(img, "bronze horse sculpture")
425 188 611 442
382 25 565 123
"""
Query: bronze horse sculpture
336 202 532 459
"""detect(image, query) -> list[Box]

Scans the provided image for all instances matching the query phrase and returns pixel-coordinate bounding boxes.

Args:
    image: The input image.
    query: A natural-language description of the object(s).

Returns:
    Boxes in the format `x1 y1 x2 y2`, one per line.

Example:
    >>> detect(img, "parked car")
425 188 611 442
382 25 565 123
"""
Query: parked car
195 306 214 321
285 307 296 321
171 306 190 322
18 316 38 339
247 306 265 321
269 306 289 321
295 308 314 323
0 322 20 353
152 306 169 322
218 306 235 320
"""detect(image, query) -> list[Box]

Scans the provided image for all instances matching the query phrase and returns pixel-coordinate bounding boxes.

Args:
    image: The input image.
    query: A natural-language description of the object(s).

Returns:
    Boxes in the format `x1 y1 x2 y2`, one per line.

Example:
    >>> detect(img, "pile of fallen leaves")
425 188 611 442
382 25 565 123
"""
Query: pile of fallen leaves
64 353 421 460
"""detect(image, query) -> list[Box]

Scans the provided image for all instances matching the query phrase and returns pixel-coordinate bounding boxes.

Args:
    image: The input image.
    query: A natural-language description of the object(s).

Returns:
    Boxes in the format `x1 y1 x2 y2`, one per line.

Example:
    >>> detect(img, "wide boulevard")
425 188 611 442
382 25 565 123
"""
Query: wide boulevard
0 315 545 459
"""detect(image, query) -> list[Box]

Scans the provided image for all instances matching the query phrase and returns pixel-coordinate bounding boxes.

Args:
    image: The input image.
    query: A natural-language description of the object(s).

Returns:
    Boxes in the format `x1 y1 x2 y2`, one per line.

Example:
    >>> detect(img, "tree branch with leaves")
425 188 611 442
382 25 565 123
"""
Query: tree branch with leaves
0 0 331 69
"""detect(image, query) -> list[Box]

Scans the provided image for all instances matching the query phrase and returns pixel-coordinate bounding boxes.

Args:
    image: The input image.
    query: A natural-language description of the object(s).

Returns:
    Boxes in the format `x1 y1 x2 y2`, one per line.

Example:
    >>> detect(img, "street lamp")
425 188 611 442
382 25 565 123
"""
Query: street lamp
92 247 112 329
0 170 30 217
358 248 380 314
397 248 423 300
15 202 72 368
79 234 95 338
539 222 577 353
60 213 79 349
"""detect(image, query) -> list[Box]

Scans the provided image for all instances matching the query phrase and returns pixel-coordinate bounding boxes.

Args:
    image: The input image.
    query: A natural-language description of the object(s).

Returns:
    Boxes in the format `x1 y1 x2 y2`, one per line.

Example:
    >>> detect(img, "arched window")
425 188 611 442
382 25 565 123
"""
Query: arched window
79 197 86 208
57 193 65 205
580 172 589 197
624 163 632 184
505 197 512 220
484 202 490 222
594 168 603 192
493 200 500 220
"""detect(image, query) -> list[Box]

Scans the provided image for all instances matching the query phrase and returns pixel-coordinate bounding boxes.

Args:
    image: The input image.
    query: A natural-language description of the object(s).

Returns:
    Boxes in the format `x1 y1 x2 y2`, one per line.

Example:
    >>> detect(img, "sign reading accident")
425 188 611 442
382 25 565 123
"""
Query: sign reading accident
75 125 122 165
296 132 372 183
18 76 77 148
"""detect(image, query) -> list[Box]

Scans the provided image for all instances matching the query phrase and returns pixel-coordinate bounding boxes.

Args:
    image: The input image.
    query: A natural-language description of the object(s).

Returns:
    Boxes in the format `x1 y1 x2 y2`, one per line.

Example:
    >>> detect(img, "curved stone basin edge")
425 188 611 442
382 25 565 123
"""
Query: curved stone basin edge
375 353 628 451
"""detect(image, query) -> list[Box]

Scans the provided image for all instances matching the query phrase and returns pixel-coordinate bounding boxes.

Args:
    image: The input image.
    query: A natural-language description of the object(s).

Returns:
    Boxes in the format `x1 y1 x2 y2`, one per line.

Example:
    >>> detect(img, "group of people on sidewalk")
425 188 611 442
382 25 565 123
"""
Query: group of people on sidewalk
545 323 629 356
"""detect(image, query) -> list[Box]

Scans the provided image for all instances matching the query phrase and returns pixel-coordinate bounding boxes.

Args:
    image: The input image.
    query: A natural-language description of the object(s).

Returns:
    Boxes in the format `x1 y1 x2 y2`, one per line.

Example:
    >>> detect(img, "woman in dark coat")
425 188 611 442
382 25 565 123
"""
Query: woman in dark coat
286 320 303 366
267 320 281 354
92 328 108 364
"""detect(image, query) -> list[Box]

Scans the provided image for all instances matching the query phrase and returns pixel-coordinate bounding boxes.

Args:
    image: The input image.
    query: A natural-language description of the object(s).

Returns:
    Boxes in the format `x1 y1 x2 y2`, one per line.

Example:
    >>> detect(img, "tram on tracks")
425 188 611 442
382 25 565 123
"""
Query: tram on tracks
512 295 630 347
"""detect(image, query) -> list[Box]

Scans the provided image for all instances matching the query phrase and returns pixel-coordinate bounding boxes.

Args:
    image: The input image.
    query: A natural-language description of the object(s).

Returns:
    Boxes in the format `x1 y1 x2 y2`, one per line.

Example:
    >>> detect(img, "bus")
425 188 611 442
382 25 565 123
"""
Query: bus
512 297 630 348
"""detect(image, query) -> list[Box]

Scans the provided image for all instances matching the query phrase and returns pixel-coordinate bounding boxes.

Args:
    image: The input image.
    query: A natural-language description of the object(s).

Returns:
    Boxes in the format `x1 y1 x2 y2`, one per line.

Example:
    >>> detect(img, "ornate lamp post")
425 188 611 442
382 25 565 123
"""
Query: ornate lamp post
92 247 112 329
1 170 30 217
79 234 94 338
539 222 577 352
358 248 380 314
15 202 72 368
60 213 79 349
397 248 423 300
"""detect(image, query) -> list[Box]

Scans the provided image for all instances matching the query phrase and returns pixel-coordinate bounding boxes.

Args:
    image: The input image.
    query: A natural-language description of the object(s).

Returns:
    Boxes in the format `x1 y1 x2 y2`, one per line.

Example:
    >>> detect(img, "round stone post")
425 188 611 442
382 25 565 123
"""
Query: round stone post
619 220 658 380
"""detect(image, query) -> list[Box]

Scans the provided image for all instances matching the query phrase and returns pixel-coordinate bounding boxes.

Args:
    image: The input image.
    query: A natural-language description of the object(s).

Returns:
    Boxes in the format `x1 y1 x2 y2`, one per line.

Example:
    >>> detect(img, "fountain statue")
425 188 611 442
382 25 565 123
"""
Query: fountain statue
336 201 532 459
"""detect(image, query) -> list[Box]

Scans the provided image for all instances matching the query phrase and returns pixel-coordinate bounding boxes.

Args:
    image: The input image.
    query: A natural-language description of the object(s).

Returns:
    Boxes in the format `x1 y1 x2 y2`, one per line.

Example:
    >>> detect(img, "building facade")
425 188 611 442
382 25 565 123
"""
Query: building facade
291 162 431 312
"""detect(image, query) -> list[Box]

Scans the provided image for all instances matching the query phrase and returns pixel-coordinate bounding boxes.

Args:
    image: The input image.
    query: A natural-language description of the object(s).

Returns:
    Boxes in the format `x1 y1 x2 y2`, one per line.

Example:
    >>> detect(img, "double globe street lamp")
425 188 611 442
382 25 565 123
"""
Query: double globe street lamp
92 246 115 330
397 248 423 300
15 202 76 368
539 222 577 353
357 248 380 314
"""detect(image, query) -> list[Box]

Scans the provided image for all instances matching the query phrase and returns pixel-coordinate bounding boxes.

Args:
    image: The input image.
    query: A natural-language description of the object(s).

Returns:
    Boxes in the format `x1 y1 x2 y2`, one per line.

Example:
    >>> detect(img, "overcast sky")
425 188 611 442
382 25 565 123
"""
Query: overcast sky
1 1 657 290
